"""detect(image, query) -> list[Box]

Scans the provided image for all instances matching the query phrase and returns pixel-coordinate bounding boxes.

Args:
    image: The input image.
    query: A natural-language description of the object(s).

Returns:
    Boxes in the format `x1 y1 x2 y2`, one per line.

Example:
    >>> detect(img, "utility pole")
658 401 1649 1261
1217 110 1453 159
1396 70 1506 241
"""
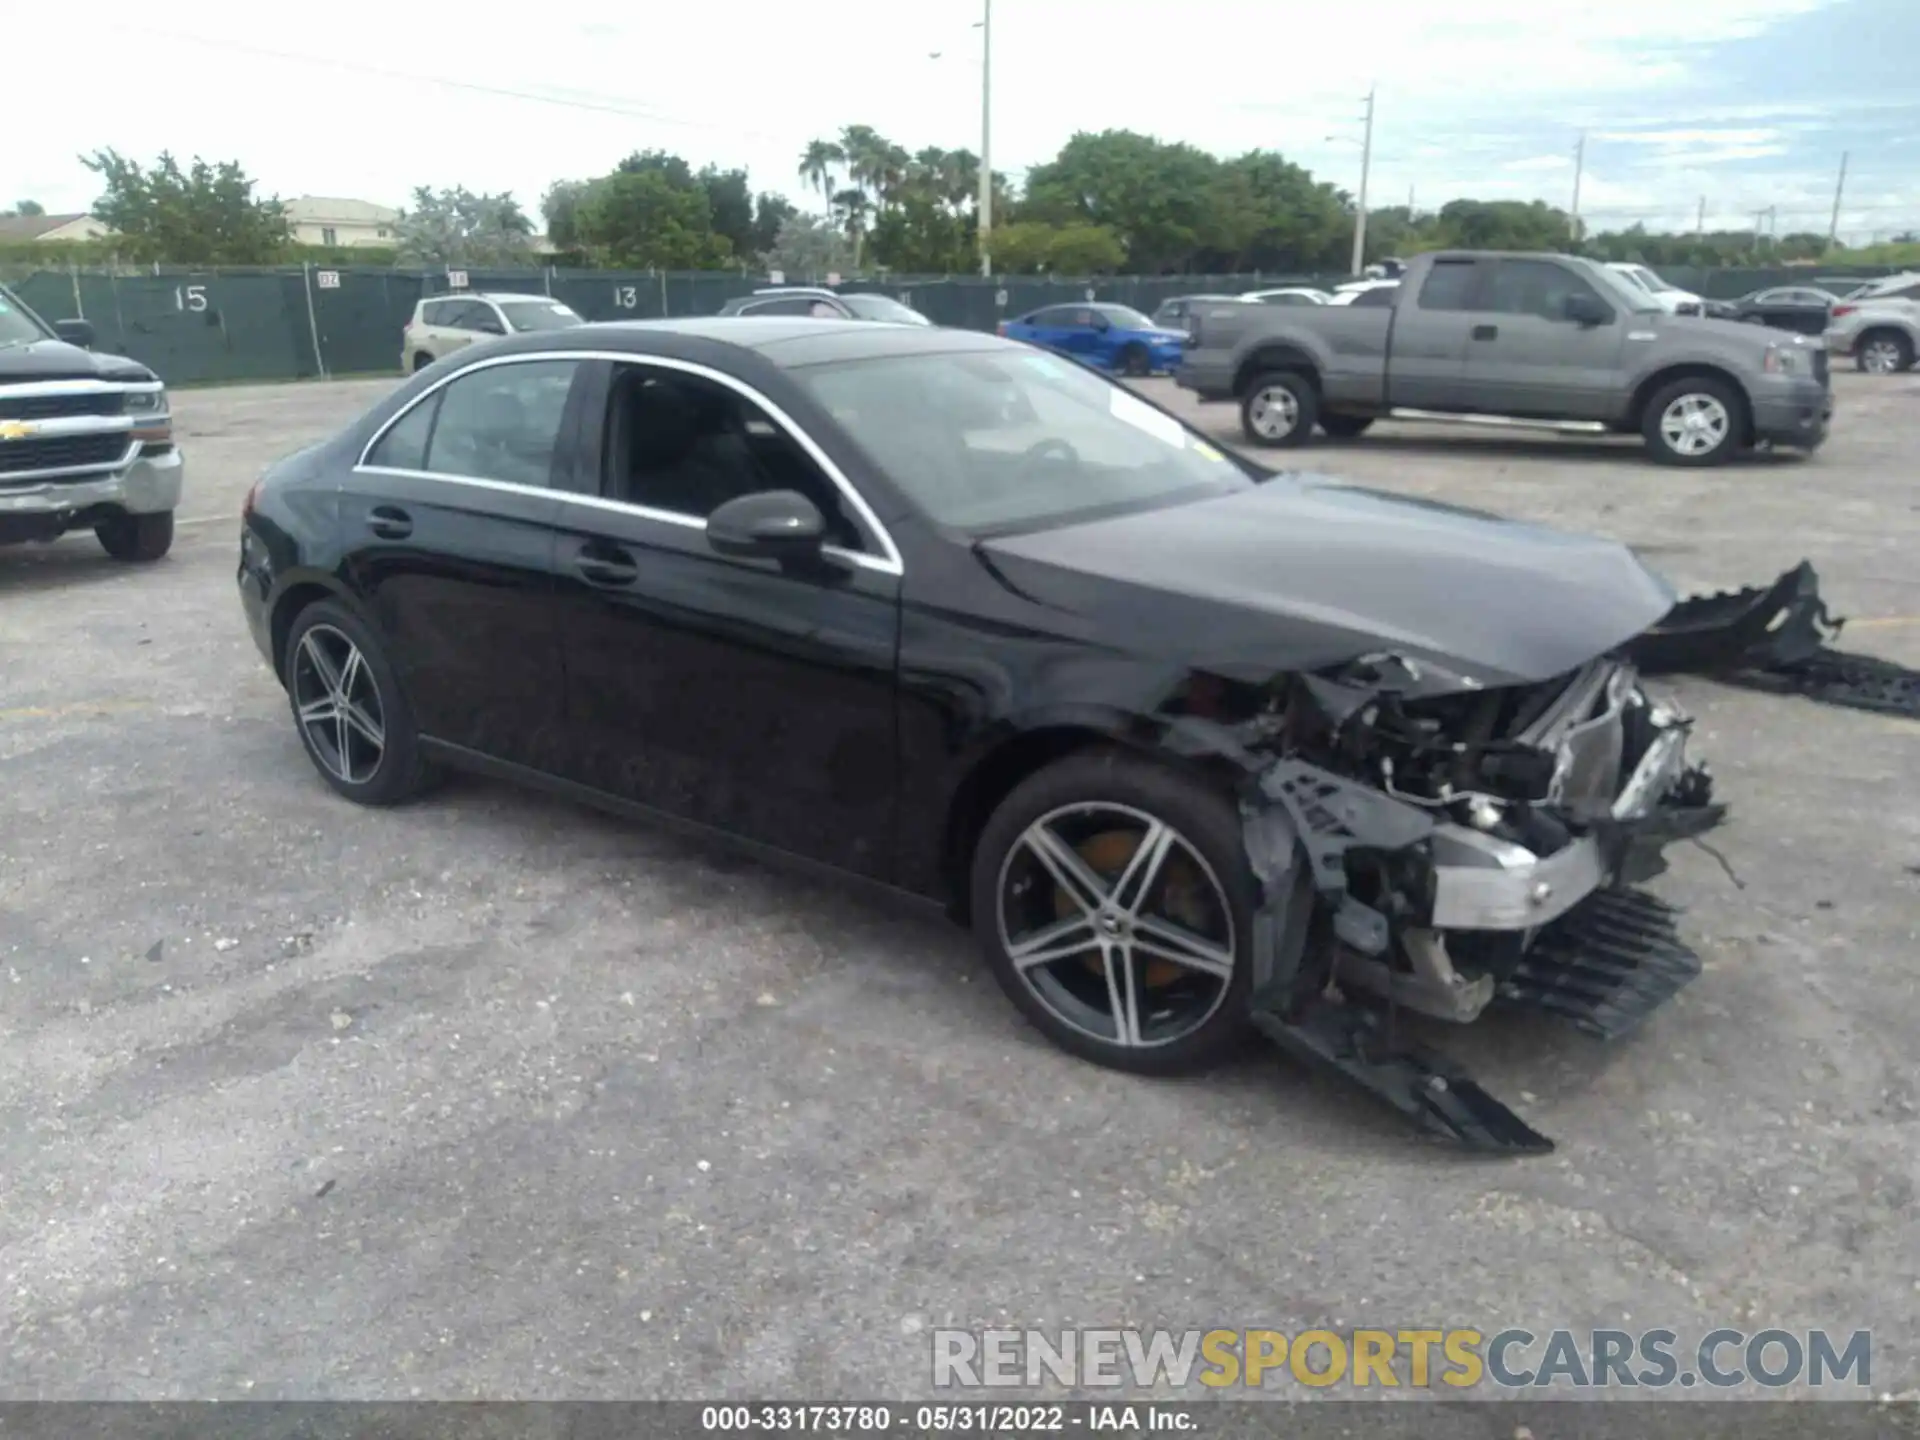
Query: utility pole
1827 151 1849 247
1407 184 1415 218
1348 86 1375 276
1569 131 1586 246
1695 195 1706 237
977 0 992 277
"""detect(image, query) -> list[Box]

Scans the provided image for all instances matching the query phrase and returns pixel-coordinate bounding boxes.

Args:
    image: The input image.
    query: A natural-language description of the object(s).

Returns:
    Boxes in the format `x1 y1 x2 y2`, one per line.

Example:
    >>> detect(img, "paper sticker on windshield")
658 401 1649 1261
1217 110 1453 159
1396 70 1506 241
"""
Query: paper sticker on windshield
1108 387 1187 449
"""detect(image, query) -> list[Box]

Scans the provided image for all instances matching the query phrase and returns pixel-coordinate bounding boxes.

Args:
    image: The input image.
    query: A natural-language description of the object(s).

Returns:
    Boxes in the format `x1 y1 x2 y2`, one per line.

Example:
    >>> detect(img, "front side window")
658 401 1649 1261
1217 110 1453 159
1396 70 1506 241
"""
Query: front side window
601 364 864 550
400 359 579 488
1483 260 1602 322
794 345 1252 536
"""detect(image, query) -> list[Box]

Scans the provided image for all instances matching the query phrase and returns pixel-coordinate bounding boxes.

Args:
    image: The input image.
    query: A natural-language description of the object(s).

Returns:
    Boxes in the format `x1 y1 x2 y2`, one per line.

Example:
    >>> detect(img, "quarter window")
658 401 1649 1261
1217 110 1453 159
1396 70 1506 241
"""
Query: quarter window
1416 262 1477 310
410 359 579 488
366 392 439 471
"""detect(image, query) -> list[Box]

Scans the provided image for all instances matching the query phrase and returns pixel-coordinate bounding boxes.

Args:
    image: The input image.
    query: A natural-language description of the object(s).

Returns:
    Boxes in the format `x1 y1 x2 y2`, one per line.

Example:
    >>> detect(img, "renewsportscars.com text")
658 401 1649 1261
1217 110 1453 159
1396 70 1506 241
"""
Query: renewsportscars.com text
932 1327 1873 1392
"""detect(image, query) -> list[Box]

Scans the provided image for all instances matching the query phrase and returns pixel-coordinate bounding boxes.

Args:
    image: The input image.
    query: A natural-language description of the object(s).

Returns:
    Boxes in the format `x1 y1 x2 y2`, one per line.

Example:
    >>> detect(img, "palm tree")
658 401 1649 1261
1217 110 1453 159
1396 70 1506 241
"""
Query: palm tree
832 187 874 270
797 139 843 203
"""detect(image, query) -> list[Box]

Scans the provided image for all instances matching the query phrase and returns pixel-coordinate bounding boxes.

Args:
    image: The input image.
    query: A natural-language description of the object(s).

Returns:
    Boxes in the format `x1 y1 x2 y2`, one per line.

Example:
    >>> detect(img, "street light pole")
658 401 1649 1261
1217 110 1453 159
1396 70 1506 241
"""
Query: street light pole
1349 85 1375 276
978 0 993 277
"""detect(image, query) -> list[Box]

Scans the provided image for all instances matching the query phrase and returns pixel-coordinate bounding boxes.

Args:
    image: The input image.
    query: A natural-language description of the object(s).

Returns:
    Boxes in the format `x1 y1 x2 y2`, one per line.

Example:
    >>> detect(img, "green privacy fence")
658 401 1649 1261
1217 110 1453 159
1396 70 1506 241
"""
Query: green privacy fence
4 261 1906 388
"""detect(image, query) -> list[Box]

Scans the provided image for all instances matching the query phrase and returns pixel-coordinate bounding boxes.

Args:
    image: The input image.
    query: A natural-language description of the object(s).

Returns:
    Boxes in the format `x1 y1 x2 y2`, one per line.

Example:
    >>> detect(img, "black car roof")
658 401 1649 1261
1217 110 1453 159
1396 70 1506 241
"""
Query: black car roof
461 316 1002 369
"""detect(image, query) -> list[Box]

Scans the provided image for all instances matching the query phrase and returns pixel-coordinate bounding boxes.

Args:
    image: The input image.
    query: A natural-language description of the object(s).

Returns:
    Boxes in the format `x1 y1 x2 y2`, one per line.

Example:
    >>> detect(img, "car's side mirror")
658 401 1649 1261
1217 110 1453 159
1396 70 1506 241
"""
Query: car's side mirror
1563 293 1610 327
55 318 96 348
707 489 827 563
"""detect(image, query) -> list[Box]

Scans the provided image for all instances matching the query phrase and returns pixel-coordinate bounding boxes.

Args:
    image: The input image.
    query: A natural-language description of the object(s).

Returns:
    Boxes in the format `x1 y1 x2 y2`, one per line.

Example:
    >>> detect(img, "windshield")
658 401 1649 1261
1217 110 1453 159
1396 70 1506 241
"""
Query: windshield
497 301 583 332
1583 261 1663 315
794 346 1252 535
841 293 932 325
1096 304 1156 330
0 288 54 346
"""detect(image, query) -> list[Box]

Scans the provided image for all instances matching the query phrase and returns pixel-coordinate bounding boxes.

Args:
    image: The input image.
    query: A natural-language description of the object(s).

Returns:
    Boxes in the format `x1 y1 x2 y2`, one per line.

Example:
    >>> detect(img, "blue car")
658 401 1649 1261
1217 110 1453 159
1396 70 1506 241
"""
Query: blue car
997 302 1186 376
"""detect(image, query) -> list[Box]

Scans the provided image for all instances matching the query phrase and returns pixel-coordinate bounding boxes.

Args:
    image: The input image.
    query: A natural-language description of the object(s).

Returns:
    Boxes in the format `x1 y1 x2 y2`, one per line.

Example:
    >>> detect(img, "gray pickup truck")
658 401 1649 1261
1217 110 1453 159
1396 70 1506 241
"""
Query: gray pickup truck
1175 250 1832 466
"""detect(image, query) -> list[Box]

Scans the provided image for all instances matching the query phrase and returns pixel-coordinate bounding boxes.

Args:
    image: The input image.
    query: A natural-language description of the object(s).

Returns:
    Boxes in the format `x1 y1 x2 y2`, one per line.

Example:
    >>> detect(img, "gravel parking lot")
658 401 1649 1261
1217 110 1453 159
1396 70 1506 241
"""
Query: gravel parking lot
3 369 1916 1400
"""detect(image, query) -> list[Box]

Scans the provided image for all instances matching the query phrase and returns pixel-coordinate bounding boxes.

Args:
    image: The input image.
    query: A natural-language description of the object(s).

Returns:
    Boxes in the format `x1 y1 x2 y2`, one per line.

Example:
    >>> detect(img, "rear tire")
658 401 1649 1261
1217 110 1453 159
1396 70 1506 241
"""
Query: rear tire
1239 369 1319 447
1856 328 1914 375
970 748 1257 1077
1319 414 1374 439
282 599 439 806
95 511 173 562
1641 375 1744 467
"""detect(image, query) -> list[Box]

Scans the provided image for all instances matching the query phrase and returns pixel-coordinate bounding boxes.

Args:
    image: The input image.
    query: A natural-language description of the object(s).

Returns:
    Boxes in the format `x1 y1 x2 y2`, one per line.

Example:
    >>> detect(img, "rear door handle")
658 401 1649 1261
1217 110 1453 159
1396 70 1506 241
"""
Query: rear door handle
573 543 638 588
367 505 412 539
1471 324 1499 341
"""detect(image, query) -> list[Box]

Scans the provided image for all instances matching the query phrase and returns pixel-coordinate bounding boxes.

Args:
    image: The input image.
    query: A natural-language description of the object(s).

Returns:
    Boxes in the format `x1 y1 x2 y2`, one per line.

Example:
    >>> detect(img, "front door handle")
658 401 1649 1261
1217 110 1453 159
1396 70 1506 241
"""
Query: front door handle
367 505 412 539
1471 324 1499 341
573 543 638 587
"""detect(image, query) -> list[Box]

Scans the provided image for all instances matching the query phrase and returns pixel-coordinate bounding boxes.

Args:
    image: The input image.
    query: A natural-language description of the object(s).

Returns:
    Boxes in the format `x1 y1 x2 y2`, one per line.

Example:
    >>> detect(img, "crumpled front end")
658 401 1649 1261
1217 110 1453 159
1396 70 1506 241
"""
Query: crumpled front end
1177 650 1727 1153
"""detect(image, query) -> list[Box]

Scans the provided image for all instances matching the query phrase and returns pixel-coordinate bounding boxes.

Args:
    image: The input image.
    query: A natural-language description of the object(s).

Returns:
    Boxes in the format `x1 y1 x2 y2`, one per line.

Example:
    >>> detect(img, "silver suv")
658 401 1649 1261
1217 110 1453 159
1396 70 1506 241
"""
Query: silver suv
716 287 932 324
1823 272 1920 374
402 292 584 372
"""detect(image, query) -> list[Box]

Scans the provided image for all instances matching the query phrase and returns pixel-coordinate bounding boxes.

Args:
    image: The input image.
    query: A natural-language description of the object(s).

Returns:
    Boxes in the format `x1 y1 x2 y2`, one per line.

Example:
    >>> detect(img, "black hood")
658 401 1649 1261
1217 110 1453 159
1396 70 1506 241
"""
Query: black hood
977 474 1678 689
0 339 156 384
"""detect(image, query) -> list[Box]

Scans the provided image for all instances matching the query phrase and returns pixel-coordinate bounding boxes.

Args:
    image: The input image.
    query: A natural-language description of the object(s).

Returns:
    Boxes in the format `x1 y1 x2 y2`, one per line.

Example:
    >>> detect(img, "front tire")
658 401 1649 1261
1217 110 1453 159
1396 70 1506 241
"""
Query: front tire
1118 343 1151 378
412 351 435 373
1240 370 1319 447
970 749 1257 1077
1642 375 1743 467
96 511 173 562
282 599 438 806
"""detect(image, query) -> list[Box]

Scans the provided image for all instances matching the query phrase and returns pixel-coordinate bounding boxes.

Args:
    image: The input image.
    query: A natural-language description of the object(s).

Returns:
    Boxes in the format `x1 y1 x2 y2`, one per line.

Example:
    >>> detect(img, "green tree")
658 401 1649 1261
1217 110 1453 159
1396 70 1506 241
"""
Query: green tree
79 148 289 264
541 179 594 251
1021 130 1230 272
762 211 852 277
574 168 732 269
394 185 536 266
9 200 46 217
698 165 756 259
989 221 1126 274
751 193 798 260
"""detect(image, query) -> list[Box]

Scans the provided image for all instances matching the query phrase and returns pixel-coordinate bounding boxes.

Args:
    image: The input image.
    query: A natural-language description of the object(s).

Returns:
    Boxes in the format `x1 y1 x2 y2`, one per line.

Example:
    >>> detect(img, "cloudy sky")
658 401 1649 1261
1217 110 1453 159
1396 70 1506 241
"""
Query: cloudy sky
8 0 1917 244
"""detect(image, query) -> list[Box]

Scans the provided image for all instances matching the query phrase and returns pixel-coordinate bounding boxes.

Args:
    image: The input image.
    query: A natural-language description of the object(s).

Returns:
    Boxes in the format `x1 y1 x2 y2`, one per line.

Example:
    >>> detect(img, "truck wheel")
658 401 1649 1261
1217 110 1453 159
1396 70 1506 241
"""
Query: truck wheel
95 511 174 562
1856 329 1913 375
1240 370 1319 447
1319 414 1374 440
1642 376 1743 467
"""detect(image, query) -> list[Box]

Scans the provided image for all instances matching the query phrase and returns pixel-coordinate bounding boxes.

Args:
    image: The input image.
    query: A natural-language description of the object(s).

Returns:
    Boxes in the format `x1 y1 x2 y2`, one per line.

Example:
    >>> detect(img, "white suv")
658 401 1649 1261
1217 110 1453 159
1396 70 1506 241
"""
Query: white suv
401 292 584 372
1605 263 1705 316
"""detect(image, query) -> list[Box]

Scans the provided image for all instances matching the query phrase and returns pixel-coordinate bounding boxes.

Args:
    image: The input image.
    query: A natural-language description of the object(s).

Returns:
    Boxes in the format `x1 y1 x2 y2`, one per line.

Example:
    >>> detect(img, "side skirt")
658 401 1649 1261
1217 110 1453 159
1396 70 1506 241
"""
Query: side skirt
416 737 952 926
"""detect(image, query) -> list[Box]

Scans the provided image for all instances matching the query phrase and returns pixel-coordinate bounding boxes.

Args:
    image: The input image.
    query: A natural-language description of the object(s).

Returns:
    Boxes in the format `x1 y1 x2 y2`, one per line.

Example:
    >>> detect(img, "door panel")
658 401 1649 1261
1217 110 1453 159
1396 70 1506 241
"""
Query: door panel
1459 260 1627 419
1385 259 1481 410
554 503 902 879
343 355 586 772
340 470 569 770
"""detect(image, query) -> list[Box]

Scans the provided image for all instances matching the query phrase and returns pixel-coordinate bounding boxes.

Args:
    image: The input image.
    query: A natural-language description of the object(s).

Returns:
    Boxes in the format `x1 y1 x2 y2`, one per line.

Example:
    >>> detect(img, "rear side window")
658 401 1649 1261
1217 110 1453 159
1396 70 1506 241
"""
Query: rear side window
743 296 818 316
1417 263 1478 311
366 392 440 471
417 359 581 488
420 300 453 326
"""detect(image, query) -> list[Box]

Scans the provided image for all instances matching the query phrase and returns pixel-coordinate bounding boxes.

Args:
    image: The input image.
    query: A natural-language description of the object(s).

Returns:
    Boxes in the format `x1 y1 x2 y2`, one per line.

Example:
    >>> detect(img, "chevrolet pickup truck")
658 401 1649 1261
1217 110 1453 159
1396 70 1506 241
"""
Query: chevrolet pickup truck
0 283 181 560
1175 250 1832 467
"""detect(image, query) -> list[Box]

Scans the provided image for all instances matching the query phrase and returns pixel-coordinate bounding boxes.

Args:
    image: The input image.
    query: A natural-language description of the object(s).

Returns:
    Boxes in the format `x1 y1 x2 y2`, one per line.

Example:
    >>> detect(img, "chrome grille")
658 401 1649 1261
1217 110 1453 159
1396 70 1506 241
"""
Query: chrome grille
0 433 133 479
0 391 127 421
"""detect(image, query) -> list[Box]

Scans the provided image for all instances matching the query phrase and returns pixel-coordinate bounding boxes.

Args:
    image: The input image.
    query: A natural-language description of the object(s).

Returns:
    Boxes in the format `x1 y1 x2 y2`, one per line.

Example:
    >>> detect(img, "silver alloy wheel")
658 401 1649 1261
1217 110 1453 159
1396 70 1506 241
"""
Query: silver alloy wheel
995 802 1236 1049
1860 337 1904 374
1657 392 1731 457
1247 384 1300 440
291 624 387 785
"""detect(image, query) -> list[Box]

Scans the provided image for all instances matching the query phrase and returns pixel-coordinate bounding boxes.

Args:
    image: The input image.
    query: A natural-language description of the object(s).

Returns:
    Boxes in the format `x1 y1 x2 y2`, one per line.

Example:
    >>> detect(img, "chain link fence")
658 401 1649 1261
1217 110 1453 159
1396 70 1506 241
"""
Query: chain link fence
3 261 1904 387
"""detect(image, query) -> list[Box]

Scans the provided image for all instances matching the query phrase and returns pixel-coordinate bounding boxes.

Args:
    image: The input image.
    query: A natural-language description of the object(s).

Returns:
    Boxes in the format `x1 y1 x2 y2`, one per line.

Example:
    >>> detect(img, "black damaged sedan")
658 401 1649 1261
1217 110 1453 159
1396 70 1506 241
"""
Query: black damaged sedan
238 318 1725 1152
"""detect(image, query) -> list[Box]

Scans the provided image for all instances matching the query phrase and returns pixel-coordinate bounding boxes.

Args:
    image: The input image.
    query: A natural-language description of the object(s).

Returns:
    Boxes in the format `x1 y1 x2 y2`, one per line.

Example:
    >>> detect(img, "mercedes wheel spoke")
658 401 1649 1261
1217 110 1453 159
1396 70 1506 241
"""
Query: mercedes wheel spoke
341 699 384 748
1132 915 1236 979
1103 945 1143 1047
1111 820 1173 915
300 633 344 693
1023 824 1110 916
1007 913 1100 971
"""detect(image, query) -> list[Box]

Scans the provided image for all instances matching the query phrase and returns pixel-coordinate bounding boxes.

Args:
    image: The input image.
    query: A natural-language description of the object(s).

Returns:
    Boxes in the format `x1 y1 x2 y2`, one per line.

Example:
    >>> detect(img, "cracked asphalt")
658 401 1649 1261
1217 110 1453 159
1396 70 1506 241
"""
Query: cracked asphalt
1 368 1916 1401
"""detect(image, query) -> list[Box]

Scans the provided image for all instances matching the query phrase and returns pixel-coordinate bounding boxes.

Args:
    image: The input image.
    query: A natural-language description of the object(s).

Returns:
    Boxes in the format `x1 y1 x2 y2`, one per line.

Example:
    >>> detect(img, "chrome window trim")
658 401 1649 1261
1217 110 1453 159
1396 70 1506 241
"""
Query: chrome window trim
354 347 905 577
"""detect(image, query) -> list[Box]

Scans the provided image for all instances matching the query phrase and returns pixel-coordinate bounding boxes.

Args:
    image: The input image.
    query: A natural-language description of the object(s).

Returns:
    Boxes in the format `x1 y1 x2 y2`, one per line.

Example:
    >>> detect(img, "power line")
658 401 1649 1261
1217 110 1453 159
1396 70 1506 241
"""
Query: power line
119 26 790 145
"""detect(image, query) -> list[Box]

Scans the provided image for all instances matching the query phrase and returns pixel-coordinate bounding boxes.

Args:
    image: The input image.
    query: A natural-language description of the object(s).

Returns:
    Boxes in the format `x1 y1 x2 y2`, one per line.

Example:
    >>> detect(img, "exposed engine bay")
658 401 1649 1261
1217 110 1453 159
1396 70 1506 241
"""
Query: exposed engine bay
1170 645 1728 1155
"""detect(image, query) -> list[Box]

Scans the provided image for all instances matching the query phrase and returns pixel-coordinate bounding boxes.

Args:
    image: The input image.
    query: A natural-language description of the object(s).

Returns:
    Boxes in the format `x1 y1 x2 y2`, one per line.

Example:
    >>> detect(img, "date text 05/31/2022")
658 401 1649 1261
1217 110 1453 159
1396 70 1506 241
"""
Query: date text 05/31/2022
699 1404 1197 1432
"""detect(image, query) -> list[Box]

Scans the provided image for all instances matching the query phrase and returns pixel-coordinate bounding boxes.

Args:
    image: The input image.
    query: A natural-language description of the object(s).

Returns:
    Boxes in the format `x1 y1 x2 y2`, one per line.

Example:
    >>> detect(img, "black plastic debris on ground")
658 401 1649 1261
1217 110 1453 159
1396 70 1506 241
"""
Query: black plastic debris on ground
1497 887 1704 1041
1629 559 1920 721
